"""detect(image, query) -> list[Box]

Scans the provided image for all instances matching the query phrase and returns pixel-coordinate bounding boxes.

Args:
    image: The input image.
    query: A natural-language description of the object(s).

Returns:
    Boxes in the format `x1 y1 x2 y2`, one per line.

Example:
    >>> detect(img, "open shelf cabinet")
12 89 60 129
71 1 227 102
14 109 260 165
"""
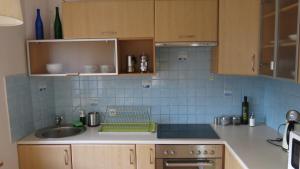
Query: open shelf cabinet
27 38 155 76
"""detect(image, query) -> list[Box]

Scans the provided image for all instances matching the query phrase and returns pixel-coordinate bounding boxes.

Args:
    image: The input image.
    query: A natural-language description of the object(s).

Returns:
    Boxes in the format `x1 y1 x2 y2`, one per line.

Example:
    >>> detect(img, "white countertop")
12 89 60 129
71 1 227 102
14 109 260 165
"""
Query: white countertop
18 124 288 169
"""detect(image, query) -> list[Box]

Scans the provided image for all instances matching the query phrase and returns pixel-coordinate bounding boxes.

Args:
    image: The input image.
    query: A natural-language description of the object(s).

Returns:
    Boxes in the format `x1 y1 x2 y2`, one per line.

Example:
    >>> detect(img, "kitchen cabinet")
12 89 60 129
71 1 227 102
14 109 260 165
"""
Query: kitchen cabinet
155 0 218 42
27 39 118 76
18 145 71 169
212 0 260 75
225 147 244 169
62 0 154 39
260 0 299 81
72 144 136 169
136 145 155 169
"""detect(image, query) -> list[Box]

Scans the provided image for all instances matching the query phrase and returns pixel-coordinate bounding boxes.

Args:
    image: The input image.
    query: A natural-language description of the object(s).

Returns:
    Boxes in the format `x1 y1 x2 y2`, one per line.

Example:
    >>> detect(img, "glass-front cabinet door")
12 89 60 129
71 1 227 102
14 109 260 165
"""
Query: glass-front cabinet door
260 0 276 76
276 0 299 79
260 0 299 81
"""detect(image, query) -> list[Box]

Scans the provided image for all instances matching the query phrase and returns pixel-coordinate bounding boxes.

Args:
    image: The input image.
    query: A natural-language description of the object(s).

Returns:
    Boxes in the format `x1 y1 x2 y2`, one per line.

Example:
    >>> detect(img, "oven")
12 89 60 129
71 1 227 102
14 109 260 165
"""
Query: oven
156 145 224 169
288 131 300 169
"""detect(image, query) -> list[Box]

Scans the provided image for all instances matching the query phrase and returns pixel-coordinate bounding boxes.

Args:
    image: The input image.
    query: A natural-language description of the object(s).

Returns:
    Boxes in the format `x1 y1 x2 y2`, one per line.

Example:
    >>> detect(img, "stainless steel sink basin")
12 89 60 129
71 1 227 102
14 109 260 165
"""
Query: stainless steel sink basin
35 124 86 138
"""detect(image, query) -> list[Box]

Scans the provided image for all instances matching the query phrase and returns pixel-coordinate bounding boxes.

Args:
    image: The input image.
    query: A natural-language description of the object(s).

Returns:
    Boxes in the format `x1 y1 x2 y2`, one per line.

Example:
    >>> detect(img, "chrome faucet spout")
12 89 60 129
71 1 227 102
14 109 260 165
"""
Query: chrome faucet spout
55 115 64 126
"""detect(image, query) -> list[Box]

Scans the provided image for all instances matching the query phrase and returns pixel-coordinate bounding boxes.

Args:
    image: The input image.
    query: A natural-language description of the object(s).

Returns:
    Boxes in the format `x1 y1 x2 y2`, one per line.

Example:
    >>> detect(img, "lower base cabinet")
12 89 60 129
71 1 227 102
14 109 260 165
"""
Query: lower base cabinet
18 145 72 169
72 145 136 169
225 147 244 169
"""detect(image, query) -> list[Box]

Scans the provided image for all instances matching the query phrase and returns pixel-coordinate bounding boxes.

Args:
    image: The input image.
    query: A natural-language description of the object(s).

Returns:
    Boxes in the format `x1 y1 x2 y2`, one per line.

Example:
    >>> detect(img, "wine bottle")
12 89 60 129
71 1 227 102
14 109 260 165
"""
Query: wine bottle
35 9 44 40
241 96 249 124
54 7 63 39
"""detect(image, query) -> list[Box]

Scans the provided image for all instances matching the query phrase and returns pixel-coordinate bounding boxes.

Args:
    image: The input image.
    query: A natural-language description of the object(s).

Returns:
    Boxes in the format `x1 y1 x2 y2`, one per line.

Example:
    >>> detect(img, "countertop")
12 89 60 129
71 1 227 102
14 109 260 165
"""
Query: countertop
18 124 288 169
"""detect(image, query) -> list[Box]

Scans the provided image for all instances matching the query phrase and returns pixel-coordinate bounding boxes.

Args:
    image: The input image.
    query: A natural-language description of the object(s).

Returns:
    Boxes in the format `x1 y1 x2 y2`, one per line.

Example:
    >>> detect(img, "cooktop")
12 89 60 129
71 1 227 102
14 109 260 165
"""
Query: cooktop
157 124 220 139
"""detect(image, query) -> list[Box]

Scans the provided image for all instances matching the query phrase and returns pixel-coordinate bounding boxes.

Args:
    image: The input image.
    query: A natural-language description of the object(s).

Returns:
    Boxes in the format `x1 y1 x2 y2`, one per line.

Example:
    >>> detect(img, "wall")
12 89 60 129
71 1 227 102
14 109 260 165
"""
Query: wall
264 78 300 132
54 47 266 124
0 26 27 169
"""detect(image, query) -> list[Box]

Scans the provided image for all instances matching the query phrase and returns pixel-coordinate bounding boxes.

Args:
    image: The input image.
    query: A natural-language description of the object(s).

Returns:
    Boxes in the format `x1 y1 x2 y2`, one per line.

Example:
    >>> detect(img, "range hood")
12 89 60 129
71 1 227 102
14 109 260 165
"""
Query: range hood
155 42 217 47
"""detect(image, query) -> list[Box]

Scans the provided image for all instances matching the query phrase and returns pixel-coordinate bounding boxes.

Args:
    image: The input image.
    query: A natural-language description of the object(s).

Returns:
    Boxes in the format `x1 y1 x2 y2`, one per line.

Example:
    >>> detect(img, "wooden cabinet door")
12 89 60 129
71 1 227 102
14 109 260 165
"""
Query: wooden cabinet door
62 0 154 39
136 145 155 169
155 0 218 42
18 145 71 169
72 145 136 169
225 147 244 169
213 0 260 75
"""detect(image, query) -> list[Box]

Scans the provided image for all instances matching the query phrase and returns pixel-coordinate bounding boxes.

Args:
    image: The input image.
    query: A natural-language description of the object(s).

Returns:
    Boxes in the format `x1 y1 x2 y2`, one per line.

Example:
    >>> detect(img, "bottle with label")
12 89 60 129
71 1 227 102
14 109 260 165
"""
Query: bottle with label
249 113 255 127
241 96 249 124
79 111 86 125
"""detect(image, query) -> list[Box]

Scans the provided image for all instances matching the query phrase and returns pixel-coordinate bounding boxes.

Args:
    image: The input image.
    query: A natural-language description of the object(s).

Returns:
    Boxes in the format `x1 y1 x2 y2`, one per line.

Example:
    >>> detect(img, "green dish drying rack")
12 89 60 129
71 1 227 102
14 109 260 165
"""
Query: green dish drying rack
99 106 156 133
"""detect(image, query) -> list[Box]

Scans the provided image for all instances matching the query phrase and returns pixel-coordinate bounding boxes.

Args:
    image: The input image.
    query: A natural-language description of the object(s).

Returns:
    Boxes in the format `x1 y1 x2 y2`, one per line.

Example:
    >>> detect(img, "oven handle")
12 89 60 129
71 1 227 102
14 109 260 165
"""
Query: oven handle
165 160 214 167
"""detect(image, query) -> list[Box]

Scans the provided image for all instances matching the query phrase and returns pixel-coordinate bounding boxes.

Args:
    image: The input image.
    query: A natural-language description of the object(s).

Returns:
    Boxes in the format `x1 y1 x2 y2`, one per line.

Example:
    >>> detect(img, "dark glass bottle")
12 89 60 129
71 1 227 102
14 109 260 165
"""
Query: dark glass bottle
54 7 63 39
241 96 249 124
35 9 44 40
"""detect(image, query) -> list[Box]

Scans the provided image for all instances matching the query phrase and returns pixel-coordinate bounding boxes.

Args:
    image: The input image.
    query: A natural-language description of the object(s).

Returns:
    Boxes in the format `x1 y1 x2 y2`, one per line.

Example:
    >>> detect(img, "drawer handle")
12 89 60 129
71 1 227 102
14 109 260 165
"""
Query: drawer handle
149 148 154 164
252 54 256 72
178 35 196 39
64 149 69 166
102 31 117 35
129 149 135 165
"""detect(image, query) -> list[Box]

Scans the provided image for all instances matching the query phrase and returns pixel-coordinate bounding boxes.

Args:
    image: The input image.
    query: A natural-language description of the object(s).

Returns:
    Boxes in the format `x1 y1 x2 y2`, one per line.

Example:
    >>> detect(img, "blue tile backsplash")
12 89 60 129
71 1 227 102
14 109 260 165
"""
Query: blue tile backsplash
7 46 300 141
53 47 265 124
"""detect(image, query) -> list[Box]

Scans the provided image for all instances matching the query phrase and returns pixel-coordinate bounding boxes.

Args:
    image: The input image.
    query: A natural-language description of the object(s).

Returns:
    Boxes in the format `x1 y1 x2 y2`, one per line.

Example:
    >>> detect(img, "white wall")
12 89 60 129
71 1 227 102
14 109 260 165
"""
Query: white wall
0 26 27 169
0 0 49 168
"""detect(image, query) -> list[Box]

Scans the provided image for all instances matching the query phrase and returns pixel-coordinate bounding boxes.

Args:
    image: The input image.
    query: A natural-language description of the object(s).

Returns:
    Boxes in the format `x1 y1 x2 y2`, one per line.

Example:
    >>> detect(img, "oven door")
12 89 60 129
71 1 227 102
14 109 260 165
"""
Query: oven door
156 159 223 169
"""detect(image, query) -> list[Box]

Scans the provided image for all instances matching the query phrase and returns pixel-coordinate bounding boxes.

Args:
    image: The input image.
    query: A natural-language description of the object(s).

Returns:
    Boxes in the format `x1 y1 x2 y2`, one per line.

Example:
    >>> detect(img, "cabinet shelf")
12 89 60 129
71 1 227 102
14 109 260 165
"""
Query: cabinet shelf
264 3 298 18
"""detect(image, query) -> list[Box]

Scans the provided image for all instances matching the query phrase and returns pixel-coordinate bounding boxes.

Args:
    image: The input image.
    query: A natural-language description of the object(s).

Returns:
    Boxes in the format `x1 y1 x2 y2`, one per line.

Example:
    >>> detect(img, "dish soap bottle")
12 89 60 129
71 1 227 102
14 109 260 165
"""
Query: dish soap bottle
79 111 86 125
54 7 63 39
241 96 249 124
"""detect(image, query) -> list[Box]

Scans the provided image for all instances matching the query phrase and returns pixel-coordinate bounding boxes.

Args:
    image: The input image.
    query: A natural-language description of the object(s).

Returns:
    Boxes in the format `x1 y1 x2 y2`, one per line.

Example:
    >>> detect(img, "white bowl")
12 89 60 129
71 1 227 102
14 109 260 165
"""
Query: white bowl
289 34 297 41
46 63 63 74
83 65 98 73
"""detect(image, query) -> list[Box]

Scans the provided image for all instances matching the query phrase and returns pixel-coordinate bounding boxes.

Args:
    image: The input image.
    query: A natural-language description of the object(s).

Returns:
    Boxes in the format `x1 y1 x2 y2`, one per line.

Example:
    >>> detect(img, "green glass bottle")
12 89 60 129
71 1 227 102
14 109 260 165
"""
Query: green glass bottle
54 7 63 39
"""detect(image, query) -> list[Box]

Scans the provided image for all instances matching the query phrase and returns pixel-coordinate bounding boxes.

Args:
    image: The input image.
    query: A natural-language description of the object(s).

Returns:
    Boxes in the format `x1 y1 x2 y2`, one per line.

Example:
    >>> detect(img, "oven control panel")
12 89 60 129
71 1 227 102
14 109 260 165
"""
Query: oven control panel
156 145 224 158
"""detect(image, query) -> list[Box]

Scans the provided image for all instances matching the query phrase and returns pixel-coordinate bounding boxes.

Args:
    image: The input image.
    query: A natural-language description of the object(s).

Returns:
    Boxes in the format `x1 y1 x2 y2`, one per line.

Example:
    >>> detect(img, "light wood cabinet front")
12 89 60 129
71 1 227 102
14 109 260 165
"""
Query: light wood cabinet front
213 0 260 75
62 0 154 39
225 147 244 169
72 144 136 169
136 145 155 169
155 0 218 42
18 145 71 169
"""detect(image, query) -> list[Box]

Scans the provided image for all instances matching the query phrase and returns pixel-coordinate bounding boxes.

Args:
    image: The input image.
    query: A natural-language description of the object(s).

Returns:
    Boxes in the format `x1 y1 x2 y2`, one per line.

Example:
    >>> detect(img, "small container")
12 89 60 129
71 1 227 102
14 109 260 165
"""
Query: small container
249 113 255 127
220 116 231 126
140 54 148 72
79 111 86 125
88 112 100 127
232 116 241 125
128 55 135 73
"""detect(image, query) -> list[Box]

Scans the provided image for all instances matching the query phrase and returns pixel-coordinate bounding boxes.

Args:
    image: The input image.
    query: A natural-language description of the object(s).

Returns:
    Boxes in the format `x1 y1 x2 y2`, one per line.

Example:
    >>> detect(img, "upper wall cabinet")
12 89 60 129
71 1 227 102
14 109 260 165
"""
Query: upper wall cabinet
260 0 299 81
212 0 261 75
62 0 154 39
154 0 218 43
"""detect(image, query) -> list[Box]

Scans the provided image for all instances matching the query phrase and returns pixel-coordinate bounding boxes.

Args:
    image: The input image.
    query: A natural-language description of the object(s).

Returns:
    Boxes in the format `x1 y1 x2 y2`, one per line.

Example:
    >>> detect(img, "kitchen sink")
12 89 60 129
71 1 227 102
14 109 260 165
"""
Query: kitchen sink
35 124 86 138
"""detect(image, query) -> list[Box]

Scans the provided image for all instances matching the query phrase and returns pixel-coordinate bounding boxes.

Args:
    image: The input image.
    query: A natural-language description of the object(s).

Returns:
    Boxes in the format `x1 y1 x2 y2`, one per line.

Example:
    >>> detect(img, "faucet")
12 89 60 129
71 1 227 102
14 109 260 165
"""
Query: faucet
55 115 64 126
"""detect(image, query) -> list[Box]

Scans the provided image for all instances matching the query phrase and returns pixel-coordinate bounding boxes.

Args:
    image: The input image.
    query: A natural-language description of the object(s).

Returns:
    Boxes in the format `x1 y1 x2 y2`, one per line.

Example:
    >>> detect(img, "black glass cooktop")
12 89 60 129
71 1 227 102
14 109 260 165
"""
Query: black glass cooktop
157 124 220 139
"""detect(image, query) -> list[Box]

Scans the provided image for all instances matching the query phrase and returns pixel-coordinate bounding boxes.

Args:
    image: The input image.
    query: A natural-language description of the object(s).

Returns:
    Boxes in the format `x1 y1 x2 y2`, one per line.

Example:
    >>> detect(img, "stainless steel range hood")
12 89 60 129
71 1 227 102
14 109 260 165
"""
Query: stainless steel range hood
155 42 217 47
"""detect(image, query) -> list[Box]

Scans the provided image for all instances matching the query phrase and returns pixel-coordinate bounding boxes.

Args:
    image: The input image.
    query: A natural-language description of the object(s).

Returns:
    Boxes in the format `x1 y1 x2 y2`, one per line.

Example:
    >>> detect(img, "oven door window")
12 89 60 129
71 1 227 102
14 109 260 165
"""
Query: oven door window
292 139 300 169
164 159 216 169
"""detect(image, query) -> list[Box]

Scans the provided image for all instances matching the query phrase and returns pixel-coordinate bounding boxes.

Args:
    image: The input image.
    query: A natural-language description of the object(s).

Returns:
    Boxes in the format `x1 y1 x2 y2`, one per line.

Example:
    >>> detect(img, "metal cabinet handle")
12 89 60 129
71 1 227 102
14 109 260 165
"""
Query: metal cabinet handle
0 161 4 168
149 148 154 164
165 160 214 167
129 149 135 165
64 149 69 166
252 54 256 72
102 31 117 35
178 35 196 39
